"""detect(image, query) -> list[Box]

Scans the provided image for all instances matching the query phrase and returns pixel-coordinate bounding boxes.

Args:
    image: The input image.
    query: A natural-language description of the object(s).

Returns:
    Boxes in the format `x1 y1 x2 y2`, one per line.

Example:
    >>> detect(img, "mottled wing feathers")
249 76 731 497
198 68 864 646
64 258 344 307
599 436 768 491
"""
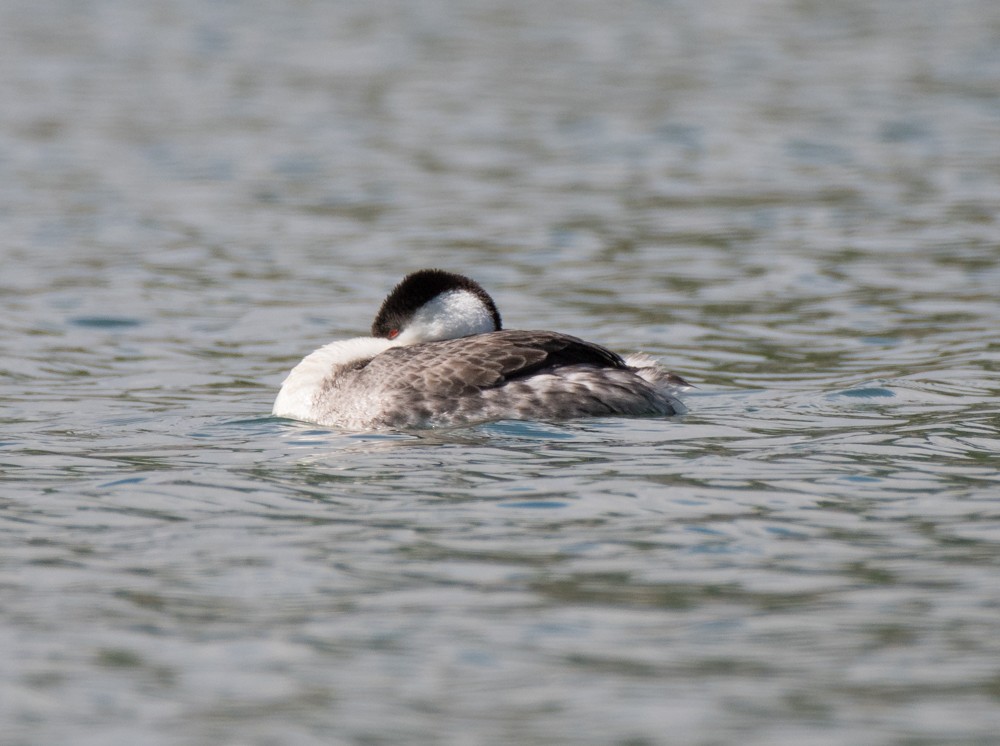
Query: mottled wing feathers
489 330 627 382
361 330 628 395
300 329 684 428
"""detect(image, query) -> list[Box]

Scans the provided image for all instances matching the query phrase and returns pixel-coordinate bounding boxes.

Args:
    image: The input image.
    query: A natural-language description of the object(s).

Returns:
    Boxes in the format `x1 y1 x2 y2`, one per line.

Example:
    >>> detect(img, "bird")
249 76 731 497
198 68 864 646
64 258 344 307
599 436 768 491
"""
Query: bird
273 269 689 430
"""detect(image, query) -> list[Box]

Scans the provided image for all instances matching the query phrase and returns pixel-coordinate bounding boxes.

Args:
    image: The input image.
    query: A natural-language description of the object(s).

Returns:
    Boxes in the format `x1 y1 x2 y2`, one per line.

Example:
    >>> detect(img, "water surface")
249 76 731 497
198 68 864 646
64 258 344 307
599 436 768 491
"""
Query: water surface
2 1 1000 744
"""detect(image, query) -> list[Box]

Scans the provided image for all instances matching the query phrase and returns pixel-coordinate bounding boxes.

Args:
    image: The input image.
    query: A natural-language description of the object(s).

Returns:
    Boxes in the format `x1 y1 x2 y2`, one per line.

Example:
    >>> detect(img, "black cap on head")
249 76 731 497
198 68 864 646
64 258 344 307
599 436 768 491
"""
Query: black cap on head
371 269 502 338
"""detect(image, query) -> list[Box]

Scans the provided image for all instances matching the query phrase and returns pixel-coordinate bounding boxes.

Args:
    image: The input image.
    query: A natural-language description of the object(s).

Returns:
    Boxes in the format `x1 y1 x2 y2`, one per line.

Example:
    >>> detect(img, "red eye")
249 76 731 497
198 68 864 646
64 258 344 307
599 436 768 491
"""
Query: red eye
388 329 399 339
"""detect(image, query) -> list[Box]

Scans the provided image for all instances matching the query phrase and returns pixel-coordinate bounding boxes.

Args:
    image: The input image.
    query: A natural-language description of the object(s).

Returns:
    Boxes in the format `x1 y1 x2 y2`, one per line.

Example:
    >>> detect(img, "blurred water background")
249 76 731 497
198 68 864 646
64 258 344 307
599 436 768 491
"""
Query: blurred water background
2 0 1000 744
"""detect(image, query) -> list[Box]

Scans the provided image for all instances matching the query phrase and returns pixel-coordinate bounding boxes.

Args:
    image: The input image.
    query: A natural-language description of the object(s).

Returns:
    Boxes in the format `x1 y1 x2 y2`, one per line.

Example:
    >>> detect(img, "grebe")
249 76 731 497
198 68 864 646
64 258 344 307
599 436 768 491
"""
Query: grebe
273 269 689 430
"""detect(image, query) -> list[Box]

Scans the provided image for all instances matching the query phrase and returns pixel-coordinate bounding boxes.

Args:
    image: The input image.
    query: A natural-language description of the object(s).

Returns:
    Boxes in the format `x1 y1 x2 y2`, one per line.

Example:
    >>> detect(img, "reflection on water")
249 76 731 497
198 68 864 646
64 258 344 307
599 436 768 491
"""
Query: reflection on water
2 0 1000 744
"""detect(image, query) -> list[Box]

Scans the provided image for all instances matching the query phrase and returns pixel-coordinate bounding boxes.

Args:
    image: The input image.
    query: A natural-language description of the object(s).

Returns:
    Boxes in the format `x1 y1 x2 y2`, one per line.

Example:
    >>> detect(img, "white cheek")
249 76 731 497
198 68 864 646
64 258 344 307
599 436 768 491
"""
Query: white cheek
396 290 495 344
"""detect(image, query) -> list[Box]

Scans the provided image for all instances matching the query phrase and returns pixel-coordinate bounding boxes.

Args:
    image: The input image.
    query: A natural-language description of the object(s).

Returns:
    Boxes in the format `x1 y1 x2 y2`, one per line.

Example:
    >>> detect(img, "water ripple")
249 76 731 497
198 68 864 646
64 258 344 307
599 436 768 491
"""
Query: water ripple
3 0 1000 743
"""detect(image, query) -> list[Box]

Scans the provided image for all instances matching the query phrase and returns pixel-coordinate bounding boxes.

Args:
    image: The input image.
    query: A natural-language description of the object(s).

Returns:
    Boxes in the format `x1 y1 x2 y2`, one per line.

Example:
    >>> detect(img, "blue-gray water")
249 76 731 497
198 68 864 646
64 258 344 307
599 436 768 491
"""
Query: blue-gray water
3 1 1000 744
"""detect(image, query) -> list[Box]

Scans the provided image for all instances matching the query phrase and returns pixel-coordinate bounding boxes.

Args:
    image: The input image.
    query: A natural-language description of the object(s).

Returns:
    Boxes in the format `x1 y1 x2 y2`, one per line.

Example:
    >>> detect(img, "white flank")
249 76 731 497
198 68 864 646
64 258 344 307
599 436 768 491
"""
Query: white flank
624 353 692 391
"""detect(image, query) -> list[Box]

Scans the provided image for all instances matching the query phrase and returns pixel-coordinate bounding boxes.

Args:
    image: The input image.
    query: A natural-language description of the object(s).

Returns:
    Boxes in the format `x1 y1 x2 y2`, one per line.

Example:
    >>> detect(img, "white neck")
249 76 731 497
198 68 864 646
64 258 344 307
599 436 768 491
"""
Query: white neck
273 336 391 419
394 289 497 345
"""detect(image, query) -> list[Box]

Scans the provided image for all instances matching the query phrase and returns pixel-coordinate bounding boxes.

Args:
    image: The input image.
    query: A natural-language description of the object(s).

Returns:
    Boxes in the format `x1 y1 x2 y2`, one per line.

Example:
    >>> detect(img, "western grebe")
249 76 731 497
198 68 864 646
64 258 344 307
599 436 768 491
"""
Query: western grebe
273 269 689 429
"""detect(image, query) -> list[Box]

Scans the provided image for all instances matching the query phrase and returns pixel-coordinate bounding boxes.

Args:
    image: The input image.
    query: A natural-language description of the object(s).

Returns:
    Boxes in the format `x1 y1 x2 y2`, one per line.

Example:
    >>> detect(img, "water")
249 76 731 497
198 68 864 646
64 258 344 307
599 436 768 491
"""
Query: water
2 0 1000 744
